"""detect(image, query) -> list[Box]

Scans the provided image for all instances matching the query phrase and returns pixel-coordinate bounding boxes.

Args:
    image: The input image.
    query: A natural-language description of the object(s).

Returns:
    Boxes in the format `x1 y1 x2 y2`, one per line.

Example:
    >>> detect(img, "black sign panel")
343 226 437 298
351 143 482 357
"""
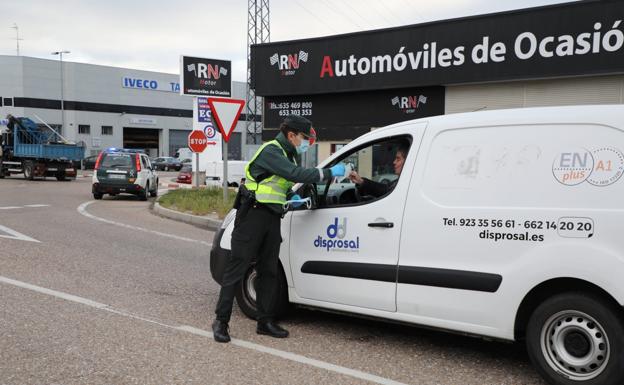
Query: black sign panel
263 86 444 141
180 56 231 97
252 0 624 96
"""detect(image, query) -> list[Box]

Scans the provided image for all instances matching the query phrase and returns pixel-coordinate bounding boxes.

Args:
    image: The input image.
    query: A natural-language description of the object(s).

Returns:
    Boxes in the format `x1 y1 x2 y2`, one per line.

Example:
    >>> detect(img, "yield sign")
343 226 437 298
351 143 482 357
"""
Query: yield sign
207 97 245 142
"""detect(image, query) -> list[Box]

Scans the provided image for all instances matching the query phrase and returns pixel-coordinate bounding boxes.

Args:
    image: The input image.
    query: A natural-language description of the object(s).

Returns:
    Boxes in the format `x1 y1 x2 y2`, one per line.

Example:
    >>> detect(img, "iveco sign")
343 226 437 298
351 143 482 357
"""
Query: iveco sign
122 77 180 93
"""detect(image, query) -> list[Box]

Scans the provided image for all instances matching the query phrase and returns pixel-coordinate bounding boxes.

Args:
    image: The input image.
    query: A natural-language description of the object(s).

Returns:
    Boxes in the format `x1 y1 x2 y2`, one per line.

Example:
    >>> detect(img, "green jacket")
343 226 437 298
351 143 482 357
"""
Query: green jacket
247 132 332 215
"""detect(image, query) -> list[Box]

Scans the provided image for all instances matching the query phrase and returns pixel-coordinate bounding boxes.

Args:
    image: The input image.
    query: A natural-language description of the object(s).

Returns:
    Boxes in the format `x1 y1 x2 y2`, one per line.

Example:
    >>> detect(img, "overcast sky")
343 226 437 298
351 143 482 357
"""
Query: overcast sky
1 0 575 81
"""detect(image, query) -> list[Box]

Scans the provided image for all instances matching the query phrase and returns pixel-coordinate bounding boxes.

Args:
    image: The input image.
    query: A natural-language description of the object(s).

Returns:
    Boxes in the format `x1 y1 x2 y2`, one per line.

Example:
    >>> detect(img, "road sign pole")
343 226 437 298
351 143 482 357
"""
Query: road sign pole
223 141 228 202
195 152 200 188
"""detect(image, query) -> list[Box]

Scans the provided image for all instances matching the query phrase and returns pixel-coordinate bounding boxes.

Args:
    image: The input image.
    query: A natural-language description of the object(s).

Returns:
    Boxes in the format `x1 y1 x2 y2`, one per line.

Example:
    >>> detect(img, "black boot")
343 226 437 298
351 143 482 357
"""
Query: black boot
256 320 289 338
212 320 231 343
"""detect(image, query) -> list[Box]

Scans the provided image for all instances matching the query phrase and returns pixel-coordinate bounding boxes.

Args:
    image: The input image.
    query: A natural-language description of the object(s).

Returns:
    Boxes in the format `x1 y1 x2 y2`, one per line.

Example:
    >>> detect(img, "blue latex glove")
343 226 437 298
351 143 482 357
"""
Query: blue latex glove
329 163 346 177
290 194 303 208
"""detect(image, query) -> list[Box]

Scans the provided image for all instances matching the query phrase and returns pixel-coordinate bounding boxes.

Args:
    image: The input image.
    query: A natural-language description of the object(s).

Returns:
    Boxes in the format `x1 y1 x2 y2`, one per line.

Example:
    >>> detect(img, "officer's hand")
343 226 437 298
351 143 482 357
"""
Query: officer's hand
290 194 303 208
329 163 346 177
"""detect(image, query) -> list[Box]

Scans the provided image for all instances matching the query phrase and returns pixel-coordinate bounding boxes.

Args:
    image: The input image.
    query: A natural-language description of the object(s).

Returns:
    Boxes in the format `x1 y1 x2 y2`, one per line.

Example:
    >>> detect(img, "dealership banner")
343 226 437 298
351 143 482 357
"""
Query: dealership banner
263 86 444 140
251 0 624 96
180 56 231 97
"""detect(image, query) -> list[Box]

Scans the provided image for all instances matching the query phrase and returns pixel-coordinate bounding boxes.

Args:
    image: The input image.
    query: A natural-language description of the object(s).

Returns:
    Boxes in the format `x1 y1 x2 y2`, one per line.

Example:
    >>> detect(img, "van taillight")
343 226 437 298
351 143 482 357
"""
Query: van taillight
135 154 141 172
94 152 104 170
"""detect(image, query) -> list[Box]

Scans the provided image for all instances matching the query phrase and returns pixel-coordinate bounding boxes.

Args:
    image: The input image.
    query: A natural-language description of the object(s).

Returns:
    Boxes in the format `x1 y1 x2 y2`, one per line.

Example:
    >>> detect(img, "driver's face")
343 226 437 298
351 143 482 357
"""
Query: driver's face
393 151 406 175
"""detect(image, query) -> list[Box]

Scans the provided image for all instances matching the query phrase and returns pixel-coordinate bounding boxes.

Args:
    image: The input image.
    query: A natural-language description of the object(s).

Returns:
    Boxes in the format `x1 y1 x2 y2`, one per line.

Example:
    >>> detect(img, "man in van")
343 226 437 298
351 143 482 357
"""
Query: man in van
212 115 346 343
347 139 410 197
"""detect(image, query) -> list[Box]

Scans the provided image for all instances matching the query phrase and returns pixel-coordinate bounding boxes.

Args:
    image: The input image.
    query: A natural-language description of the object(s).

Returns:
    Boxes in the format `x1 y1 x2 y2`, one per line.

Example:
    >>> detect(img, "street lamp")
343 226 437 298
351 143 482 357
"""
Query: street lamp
51 50 70 133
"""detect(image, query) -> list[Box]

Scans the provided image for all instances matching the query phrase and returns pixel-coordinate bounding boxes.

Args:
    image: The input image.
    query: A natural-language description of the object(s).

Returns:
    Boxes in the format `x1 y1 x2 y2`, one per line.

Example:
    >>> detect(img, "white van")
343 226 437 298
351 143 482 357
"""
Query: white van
210 105 624 385
203 160 247 187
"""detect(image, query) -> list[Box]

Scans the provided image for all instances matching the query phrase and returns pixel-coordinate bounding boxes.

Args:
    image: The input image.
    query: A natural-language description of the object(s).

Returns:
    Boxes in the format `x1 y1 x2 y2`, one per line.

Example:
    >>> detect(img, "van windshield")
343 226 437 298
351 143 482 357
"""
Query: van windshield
101 153 134 169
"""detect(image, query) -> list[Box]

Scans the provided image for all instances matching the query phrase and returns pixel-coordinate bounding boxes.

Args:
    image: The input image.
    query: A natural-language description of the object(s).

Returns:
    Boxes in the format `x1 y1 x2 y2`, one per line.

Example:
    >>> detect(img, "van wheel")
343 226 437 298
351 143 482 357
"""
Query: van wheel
235 262 290 320
526 292 624 385
23 161 34 180
150 185 158 198
93 192 103 200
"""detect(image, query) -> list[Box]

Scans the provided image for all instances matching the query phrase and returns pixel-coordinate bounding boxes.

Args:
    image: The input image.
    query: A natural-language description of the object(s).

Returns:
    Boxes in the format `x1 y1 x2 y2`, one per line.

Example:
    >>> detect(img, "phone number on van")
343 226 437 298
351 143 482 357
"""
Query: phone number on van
442 216 594 241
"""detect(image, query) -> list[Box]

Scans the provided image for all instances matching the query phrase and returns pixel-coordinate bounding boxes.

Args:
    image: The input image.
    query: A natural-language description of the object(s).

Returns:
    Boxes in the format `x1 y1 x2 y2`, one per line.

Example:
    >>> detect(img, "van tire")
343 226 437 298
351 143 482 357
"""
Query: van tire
235 262 290 320
526 292 624 385
93 192 103 200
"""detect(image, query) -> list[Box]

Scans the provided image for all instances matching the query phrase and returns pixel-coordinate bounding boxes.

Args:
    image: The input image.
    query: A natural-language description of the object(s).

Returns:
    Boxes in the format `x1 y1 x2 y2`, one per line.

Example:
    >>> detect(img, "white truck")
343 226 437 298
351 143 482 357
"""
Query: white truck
211 105 624 385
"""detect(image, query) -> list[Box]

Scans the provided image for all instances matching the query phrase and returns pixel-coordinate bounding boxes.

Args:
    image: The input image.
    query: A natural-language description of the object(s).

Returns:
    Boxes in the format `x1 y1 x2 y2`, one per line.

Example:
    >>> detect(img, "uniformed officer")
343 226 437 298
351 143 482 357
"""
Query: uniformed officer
212 115 345 343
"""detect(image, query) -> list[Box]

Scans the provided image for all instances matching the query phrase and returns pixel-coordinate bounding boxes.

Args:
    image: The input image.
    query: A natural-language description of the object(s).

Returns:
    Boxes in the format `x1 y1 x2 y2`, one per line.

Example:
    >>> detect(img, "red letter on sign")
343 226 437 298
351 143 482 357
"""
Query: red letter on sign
207 64 219 79
319 56 334 78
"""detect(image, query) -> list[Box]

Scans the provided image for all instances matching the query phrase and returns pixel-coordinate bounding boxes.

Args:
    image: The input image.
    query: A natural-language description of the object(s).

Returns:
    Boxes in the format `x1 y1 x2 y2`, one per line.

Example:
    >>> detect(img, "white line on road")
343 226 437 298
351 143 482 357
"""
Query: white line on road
0 204 50 210
0 276 405 385
0 224 40 243
77 201 212 247
0 275 407 385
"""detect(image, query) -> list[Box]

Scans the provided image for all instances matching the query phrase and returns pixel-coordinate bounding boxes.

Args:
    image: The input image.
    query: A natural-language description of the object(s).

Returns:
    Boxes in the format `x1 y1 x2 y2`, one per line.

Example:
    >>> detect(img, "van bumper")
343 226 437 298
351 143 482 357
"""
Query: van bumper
210 228 230 285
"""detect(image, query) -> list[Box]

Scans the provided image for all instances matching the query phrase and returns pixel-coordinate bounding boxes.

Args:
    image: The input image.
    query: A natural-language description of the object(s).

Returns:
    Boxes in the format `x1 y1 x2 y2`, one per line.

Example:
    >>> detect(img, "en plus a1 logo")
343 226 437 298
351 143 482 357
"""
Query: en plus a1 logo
269 50 309 76
314 217 360 252
391 94 427 114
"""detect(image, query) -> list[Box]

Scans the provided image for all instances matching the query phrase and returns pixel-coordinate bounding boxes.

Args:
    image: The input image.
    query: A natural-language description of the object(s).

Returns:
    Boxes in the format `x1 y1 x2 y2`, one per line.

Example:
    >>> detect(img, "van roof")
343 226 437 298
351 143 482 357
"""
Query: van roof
370 104 624 138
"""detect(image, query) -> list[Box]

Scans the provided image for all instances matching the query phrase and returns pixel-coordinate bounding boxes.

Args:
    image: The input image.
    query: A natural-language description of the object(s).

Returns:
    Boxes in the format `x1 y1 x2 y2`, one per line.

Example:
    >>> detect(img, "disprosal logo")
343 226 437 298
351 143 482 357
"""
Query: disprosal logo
314 217 360 252
269 50 309 76
391 94 427 114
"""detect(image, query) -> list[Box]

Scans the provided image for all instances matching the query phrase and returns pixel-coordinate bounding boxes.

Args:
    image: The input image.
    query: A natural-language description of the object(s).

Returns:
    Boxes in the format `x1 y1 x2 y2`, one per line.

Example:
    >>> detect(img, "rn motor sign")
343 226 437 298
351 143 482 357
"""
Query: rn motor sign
251 0 624 96
180 56 231 97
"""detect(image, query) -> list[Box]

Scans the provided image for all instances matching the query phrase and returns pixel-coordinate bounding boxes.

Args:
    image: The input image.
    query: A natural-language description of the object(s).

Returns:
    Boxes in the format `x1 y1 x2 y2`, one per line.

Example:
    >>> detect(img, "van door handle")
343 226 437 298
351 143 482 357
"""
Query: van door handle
368 222 394 228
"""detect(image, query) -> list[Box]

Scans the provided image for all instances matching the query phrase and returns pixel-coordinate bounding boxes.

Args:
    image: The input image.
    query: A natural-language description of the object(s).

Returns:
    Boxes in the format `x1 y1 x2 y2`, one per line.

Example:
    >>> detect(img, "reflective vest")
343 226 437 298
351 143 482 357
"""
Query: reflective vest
245 140 295 205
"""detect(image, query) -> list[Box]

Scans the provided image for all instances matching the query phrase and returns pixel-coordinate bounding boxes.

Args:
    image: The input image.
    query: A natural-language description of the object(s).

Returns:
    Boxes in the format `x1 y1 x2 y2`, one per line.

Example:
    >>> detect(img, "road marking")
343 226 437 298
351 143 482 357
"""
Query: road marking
0 275 407 385
0 224 40 243
77 201 212 247
0 204 50 210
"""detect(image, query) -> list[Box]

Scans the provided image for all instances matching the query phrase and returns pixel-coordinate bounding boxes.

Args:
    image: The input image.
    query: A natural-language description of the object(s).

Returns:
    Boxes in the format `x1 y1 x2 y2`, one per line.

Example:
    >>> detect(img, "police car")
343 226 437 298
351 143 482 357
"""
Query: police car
211 105 624 385
91 148 158 200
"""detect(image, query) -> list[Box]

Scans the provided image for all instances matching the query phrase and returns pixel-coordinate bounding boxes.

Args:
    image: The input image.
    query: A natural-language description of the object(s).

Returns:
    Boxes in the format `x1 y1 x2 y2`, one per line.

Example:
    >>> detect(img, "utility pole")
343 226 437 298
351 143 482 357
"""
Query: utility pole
246 0 270 146
52 51 70 133
11 23 23 56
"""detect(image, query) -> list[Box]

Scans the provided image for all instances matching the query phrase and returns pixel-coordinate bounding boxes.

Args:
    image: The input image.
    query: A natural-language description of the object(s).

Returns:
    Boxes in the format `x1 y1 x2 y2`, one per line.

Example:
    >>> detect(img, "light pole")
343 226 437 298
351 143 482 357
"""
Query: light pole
51 51 70 133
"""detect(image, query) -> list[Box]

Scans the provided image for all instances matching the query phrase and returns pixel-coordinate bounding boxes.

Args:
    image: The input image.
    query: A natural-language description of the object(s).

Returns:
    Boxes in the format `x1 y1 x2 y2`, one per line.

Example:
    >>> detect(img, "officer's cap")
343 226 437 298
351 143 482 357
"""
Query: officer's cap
283 115 315 138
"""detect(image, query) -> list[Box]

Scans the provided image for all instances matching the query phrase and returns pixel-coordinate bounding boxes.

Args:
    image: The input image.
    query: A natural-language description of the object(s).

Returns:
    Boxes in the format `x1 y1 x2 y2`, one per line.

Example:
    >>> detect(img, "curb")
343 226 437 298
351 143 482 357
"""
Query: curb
152 201 222 231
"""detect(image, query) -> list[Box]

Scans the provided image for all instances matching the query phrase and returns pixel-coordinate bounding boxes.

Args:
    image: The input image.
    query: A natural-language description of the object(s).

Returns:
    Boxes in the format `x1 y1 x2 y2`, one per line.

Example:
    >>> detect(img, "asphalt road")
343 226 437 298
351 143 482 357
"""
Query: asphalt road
0 174 546 385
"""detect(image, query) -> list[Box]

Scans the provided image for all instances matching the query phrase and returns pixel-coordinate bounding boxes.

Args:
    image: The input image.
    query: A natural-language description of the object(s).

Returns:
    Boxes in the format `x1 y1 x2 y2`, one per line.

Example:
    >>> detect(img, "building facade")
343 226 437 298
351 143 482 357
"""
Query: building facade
251 0 624 165
0 55 259 159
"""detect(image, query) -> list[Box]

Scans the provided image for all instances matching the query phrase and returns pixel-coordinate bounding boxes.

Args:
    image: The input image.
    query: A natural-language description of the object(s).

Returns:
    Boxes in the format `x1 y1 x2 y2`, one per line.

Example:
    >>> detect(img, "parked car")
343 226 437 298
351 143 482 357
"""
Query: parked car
82 155 98 170
152 157 182 171
211 105 624 385
176 165 192 184
92 149 158 200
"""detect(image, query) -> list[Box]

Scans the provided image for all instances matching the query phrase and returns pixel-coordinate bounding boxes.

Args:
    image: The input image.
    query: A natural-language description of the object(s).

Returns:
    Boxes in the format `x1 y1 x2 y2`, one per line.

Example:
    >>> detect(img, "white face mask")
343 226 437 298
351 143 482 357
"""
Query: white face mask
296 139 310 154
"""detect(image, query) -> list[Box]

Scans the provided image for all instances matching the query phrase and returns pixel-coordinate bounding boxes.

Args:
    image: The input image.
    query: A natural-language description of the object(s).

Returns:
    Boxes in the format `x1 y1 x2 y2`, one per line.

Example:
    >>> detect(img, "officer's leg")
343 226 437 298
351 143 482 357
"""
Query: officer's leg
254 212 282 323
214 208 266 323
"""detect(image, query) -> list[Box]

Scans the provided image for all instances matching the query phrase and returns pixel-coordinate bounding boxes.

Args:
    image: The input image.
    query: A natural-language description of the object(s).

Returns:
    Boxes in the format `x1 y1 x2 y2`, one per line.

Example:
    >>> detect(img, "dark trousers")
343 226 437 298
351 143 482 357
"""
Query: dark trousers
215 205 282 323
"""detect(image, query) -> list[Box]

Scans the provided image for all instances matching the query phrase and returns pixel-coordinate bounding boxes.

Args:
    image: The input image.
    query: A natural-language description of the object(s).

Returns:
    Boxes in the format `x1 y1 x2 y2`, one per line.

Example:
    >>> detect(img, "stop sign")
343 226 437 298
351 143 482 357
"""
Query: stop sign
188 130 208 153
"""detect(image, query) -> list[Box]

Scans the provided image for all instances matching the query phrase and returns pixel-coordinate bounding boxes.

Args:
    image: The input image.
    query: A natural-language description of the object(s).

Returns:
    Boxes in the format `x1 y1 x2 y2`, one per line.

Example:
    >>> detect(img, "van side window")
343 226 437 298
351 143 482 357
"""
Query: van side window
316 135 412 208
